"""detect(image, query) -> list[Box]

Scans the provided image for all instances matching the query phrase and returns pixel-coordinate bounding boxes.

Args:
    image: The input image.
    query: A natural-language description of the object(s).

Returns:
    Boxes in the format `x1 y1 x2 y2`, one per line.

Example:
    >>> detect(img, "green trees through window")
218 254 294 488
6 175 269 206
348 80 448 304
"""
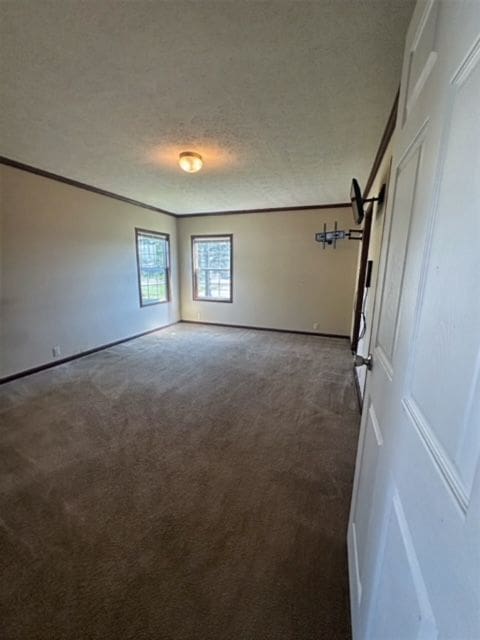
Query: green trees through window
135 229 170 306
192 235 232 302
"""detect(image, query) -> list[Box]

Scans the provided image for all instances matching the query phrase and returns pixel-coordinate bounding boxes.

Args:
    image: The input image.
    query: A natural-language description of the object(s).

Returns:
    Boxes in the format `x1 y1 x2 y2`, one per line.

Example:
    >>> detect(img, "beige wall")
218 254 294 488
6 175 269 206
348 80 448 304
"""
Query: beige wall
178 209 360 336
1 165 361 378
0 165 179 378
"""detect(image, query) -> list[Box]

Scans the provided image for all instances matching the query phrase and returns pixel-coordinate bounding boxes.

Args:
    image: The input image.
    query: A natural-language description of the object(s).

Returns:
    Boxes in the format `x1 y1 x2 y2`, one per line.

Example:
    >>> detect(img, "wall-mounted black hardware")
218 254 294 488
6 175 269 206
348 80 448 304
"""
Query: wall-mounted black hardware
350 178 386 224
365 260 373 288
315 222 363 249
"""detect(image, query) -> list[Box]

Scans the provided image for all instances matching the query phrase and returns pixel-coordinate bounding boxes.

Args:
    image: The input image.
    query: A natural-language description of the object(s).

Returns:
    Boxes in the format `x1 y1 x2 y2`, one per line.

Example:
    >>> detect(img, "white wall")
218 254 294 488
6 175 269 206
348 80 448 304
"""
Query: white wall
178 208 360 336
0 164 179 378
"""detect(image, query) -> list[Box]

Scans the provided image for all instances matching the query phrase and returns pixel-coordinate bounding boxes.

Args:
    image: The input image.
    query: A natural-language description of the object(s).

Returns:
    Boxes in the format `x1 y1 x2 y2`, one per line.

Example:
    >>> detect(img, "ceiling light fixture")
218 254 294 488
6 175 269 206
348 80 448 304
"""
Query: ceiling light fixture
179 151 203 173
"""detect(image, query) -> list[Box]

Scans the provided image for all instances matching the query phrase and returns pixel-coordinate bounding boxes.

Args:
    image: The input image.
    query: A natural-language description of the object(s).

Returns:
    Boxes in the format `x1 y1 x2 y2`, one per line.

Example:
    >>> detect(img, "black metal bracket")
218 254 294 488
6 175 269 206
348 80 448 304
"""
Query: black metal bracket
363 183 386 205
315 224 363 249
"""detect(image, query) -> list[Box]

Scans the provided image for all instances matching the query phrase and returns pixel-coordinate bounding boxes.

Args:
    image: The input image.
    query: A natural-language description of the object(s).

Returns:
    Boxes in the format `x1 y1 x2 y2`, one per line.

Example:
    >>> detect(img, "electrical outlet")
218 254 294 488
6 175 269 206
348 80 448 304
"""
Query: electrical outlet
313 322 319 330
196 312 201 320
52 345 61 358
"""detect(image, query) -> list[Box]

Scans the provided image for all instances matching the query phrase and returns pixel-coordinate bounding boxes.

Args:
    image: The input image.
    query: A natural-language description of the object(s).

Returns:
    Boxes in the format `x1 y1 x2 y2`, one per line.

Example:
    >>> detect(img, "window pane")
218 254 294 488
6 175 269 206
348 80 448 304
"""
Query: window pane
197 269 207 298
206 269 230 298
193 236 232 301
136 231 169 305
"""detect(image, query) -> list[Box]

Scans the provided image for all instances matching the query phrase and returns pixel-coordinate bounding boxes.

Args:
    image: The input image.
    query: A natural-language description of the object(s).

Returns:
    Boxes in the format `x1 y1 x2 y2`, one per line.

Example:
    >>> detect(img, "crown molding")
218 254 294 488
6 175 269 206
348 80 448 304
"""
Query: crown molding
178 202 350 217
1 92 397 217
0 156 350 217
363 89 399 198
0 156 177 217
2 84 400 222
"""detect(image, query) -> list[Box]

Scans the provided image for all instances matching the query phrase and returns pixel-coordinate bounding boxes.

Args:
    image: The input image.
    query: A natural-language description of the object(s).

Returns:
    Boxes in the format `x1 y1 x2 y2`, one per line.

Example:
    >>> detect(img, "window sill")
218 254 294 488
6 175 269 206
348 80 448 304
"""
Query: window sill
193 297 233 303
139 299 170 307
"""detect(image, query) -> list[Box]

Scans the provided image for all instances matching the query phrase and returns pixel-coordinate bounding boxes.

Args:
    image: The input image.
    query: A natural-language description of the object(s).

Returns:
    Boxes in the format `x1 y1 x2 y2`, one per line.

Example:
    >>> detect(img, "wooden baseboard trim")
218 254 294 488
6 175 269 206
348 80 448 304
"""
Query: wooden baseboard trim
0 321 179 385
180 319 349 340
2 320 350 384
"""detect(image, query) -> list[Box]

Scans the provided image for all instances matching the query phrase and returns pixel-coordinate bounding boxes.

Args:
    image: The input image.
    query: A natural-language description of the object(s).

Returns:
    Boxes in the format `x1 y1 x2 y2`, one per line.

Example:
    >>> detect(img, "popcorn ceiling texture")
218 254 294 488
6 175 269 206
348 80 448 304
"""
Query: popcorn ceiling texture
0 0 414 214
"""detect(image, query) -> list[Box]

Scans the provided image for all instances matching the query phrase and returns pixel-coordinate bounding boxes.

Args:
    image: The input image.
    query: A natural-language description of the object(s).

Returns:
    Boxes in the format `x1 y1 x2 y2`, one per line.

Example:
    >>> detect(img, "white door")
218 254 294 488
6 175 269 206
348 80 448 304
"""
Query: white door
348 1 480 639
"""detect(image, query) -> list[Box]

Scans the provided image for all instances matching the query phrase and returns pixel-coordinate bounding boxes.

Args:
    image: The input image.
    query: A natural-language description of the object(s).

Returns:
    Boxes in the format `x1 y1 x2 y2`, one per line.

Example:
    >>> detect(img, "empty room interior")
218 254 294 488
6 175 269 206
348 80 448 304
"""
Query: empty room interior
1 2 479 639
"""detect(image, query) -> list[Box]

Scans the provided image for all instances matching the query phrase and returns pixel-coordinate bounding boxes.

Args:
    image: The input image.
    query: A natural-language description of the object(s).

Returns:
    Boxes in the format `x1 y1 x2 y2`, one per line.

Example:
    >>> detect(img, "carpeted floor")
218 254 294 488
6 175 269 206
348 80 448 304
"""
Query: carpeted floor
0 323 359 640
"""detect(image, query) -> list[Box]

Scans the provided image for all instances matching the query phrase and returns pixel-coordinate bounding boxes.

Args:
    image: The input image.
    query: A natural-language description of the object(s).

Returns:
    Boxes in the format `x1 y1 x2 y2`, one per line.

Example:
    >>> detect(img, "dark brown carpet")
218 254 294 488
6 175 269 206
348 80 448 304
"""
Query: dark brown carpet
0 323 359 640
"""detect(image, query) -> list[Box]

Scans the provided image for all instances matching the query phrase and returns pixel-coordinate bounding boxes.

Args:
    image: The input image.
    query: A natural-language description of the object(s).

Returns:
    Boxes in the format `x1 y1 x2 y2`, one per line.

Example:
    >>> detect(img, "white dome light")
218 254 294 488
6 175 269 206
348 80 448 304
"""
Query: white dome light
179 151 203 173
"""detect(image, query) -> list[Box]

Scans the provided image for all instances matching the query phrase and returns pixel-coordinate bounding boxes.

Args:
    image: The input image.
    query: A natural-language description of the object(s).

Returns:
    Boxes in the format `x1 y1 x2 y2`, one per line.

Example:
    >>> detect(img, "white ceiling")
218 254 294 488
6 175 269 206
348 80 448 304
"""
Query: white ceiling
0 1 414 215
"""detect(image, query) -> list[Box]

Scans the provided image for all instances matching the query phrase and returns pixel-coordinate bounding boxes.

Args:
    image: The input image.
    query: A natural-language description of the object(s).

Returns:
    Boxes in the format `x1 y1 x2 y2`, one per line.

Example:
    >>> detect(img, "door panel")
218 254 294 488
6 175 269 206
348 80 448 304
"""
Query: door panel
350 403 384 606
403 0 439 125
376 133 424 369
348 2 480 638
368 491 436 640
393 408 480 637
408 48 480 498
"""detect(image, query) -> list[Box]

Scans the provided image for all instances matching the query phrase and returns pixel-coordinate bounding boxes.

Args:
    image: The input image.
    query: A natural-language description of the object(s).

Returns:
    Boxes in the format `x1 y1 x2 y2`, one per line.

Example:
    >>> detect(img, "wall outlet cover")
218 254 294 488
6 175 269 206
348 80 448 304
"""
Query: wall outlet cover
52 346 61 358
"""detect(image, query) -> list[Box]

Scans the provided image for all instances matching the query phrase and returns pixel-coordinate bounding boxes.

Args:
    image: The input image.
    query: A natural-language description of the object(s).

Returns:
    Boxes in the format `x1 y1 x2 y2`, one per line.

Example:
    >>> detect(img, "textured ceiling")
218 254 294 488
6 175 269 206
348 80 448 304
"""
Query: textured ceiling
0 1 414 214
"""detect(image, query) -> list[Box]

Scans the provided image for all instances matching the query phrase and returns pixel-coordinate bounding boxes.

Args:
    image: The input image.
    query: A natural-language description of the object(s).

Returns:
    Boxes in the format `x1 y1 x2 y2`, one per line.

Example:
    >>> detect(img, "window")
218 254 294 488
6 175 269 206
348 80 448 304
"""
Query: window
192 235 233 302
135 229 170 306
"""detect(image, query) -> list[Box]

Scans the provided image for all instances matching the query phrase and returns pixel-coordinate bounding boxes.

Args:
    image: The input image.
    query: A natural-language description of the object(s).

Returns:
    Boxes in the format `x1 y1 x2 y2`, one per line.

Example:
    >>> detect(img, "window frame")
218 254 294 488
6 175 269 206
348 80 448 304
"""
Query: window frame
135 228 171 307
191 234 233 303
